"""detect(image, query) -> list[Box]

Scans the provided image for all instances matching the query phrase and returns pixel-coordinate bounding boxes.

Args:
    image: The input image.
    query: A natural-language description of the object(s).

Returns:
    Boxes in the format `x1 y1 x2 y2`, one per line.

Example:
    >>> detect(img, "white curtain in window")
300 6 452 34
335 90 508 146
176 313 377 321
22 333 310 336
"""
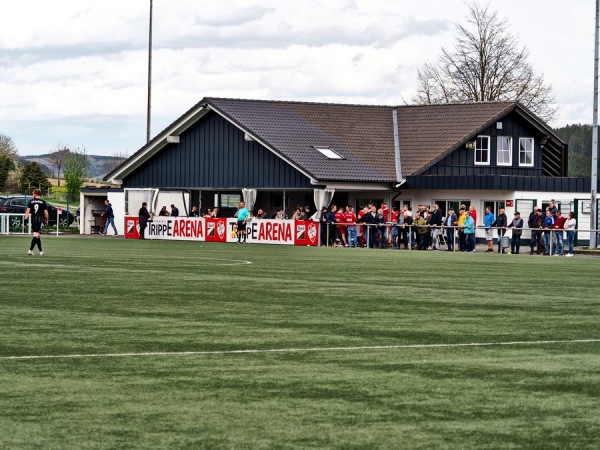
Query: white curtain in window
242 188 257 214
310 188 335 221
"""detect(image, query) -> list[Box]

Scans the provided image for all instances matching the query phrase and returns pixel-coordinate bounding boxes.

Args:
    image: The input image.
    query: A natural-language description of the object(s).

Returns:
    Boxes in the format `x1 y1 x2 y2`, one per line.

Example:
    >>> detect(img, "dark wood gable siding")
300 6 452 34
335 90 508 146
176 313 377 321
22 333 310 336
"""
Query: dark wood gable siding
420 111 565 177
123 111 314 189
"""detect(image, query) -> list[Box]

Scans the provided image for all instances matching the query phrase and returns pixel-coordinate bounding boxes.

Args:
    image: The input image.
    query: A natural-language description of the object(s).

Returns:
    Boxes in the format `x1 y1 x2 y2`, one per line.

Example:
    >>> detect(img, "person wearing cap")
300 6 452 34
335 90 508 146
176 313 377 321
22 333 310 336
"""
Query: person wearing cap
542 209 555 255
528 207 544 255
508 212 524 254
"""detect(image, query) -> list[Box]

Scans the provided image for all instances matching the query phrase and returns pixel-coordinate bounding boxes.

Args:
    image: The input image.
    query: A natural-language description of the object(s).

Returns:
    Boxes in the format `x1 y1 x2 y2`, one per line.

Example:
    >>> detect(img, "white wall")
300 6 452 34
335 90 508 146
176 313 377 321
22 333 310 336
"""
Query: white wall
349 189 593 241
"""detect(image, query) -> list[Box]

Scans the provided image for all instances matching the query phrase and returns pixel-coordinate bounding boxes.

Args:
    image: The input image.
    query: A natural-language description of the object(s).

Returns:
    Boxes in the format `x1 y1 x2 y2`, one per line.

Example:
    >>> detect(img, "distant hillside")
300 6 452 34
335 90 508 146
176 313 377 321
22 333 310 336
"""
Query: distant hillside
19 154 124 180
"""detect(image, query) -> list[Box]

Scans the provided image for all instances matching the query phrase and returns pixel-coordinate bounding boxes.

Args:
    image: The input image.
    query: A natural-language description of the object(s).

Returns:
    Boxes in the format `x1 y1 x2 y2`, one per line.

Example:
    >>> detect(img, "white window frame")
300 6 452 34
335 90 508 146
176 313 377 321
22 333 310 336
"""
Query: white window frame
496 136 512 166
474 136 490 165
519 138 534 167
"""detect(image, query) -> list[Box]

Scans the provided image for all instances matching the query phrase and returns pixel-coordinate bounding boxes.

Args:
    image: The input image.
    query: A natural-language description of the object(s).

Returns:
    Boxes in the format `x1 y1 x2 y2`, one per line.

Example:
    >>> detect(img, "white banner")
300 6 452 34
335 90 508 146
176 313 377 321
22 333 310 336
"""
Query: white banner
147 217 205 241
143 217 306 245
230 218 294 245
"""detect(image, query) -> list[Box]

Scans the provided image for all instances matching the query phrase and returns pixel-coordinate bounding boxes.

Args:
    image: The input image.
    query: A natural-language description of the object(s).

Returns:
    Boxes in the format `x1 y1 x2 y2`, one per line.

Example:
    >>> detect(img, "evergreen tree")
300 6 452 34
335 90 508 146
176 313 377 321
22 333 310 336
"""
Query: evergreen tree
19 162 52 194
554 124 595 178
0 154 15 192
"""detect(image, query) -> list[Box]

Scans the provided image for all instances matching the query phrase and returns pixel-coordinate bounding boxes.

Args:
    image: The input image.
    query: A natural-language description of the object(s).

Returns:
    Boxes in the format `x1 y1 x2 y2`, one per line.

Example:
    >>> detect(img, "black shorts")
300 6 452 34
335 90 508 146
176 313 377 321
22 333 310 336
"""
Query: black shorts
32 221 43 233
237 221 246 232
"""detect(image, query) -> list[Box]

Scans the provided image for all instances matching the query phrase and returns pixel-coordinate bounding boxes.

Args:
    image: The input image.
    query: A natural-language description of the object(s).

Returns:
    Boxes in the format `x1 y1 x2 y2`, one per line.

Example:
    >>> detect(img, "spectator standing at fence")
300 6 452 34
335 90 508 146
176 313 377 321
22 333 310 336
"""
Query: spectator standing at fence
376 209 387 249
256 208 268 219
324 206 337 246
344 205 358 248
364 206 378 248
529 207 544 255
334 205 348 247
548 200 558 217
170 204 179 217
413 213 428 250
391 207 403 249
444 209 457 251
190 206 199 217
492 208 507 253
138 202 151 239
542 210 555 255
159 206 169 217
403 209 414 249
508 212 523 254
430 203 443 251
484 207 495 253
100 199 118 236
356 205 367 248
469 205 478 226
456 205 467 252
564 212 576 257
25 188 49 256
463 210 476 252
553 210 566 256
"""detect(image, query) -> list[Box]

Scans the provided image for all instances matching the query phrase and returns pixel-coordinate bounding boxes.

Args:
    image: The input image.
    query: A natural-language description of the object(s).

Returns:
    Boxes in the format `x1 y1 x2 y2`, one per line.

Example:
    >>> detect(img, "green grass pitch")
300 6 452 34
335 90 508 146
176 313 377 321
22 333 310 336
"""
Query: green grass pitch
0 236 599 448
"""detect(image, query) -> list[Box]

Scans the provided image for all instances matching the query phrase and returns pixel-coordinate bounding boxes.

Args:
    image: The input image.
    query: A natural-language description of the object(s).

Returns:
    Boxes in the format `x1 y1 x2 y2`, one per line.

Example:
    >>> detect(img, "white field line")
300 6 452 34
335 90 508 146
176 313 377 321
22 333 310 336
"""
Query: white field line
1 339 599 361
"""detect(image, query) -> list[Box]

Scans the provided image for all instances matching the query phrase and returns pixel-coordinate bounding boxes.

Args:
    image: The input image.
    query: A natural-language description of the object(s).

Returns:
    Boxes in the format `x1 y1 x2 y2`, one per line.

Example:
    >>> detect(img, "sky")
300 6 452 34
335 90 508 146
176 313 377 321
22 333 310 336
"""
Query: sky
0 0 596 157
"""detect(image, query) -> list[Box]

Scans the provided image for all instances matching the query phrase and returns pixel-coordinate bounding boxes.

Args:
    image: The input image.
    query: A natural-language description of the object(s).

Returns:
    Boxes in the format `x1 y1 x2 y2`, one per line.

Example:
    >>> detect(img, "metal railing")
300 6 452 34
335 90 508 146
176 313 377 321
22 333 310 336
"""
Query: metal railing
0 214 30 235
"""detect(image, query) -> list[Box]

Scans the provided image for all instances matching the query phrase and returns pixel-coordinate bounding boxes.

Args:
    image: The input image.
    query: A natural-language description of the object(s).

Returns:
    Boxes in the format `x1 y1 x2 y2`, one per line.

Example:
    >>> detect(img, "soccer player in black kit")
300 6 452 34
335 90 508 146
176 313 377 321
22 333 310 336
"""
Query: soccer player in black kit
24 189 49 256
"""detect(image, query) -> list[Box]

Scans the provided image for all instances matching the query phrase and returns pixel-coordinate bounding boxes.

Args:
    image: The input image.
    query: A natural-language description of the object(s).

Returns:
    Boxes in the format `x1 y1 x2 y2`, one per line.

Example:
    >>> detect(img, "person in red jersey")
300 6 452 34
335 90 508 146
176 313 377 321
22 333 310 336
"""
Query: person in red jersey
344 205 358 247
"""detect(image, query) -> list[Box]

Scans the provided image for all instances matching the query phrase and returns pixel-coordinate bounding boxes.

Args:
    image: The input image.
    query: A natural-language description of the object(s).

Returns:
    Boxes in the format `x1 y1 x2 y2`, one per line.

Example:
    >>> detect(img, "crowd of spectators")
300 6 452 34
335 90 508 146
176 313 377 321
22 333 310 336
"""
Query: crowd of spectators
179 199 577 255
316 200 577 256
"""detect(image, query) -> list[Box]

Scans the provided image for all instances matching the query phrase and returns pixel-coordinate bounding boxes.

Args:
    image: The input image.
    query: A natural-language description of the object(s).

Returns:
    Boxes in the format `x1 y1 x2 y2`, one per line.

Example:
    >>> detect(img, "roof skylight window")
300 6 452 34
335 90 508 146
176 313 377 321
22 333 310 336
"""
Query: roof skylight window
314 146 344 160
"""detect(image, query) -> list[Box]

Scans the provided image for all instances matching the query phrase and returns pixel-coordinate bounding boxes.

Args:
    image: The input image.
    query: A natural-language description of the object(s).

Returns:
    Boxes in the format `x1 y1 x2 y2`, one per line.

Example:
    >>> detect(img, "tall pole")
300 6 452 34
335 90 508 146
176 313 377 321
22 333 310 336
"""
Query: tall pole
146 0 153 144
591 0 599 248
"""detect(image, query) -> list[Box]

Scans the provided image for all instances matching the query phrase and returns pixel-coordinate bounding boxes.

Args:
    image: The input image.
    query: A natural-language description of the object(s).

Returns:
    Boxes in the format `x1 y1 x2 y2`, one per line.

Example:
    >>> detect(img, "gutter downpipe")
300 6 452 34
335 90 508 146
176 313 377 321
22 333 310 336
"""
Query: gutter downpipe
392 107 405 207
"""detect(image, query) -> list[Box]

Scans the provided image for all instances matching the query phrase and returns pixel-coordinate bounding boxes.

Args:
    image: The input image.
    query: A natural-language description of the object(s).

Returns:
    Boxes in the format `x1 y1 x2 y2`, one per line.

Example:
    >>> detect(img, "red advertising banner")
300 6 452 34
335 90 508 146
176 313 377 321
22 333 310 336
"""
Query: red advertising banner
124 216 319 246
205 218 228 242
125 217 140 239
294 220 319 246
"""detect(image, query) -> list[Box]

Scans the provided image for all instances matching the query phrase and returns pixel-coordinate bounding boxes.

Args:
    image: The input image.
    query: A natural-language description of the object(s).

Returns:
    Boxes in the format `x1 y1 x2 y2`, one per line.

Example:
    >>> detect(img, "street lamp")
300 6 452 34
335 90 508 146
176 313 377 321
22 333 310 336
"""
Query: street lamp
146 0 153 144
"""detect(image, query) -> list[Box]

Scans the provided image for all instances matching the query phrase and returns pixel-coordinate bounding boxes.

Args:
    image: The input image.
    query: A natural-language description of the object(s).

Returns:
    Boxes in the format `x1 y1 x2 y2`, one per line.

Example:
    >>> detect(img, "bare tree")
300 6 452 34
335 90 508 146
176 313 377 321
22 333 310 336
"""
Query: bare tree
0 133 19 160
413 2 557 123
45 143 71 187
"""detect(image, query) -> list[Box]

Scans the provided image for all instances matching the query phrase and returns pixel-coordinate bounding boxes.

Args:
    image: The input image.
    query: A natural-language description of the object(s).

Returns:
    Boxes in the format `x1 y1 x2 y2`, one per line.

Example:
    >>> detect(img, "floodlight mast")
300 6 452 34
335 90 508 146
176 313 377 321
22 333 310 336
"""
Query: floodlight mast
592 0 599 248
146 0 153 144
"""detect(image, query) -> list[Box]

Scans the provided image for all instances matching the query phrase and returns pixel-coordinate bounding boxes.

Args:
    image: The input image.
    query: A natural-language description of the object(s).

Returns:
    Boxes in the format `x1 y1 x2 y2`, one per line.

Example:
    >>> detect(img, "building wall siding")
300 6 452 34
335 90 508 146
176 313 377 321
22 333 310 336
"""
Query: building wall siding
422 111 565 177
123 112 314 189
407 175 591 192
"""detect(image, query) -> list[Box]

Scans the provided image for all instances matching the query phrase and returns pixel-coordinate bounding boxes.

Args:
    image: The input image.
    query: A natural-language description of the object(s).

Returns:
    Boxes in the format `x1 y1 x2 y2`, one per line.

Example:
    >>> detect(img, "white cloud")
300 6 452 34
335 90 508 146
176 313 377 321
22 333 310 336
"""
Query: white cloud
0 0 596 156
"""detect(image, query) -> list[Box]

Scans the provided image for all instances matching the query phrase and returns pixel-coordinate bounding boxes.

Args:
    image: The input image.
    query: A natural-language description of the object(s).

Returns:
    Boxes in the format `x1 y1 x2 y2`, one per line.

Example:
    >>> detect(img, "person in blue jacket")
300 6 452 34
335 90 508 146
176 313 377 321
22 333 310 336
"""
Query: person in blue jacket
463 210 476 252
100 199 118 236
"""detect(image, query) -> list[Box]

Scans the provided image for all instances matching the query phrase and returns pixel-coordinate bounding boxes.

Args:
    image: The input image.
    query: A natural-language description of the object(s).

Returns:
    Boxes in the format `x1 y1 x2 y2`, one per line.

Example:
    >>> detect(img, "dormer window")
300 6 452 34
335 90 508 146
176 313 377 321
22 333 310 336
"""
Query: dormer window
314 146 345 160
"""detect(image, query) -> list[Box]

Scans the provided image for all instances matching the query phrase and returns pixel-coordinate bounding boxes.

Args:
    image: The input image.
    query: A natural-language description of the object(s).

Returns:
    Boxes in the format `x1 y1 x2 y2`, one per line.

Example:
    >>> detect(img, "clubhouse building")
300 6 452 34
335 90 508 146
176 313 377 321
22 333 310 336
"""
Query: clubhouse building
80 97 597 243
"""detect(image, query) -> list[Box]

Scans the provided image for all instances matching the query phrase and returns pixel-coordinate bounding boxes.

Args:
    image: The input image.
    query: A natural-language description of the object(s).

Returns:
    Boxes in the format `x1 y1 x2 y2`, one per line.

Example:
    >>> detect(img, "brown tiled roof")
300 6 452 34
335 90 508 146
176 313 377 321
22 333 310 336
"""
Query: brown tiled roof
207 98 518 182
206 98 397 183
107 97 543 184
396 102 515 175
